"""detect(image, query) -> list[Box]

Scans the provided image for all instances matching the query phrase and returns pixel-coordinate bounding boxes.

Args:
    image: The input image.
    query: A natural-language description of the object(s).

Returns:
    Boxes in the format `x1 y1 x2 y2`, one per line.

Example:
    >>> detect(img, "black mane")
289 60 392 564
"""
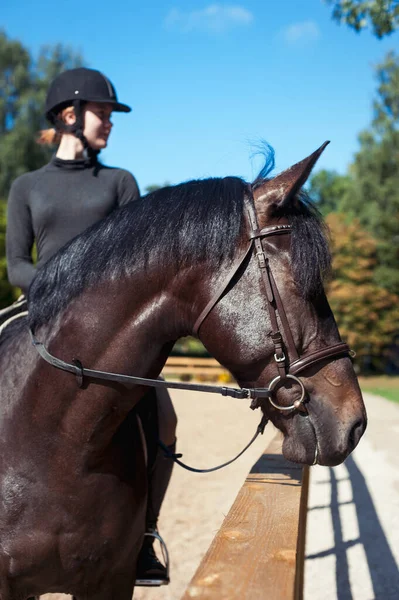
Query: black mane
29 177 247 329
29 149 331 330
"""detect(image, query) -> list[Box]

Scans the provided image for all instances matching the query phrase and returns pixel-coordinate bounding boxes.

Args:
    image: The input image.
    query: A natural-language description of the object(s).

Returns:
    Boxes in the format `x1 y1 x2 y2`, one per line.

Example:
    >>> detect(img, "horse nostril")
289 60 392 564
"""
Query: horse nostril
348 418 366 451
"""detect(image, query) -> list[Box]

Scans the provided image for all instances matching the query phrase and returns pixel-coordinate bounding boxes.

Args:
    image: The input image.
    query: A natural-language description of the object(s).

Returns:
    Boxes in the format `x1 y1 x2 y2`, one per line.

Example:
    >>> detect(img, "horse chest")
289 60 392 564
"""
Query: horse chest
0 469 145 589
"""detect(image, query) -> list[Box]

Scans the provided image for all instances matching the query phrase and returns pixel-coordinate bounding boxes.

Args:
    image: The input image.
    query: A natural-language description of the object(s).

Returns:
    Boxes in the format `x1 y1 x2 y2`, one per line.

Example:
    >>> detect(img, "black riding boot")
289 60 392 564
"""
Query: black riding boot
135 441 175 586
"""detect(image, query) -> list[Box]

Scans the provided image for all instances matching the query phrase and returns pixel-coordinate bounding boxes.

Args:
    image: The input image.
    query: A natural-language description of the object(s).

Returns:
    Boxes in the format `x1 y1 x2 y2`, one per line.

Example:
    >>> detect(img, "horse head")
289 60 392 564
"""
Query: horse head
195 143 367 467
25 143 366 468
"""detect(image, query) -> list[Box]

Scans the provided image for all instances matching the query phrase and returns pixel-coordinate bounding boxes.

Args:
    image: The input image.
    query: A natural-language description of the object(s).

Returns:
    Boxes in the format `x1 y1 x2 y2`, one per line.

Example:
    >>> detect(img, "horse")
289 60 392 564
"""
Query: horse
0 142 367 599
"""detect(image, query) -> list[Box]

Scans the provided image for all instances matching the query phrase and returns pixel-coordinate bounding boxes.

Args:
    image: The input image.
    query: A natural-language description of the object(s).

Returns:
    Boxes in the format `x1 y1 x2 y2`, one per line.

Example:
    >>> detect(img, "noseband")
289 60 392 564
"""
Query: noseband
30 191 351 412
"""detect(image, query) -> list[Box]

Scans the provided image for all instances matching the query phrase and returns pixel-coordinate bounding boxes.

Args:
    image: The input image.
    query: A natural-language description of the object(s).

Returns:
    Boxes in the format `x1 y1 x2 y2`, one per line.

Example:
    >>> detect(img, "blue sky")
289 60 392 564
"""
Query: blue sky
4 1 399 191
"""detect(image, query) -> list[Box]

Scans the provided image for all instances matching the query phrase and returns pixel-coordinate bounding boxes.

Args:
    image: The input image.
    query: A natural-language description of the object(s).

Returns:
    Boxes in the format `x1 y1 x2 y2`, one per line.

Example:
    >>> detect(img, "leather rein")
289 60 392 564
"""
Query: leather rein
29 191 351 472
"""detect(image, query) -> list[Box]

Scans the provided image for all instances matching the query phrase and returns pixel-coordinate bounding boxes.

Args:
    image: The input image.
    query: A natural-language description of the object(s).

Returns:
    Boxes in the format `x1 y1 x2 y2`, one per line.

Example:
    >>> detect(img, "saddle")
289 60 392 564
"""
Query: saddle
0 296 28 334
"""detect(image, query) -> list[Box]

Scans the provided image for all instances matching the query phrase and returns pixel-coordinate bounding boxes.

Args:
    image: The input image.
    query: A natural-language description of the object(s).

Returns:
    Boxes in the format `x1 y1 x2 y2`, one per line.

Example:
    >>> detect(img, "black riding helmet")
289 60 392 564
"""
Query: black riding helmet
45 67 131 155
46 67 131 122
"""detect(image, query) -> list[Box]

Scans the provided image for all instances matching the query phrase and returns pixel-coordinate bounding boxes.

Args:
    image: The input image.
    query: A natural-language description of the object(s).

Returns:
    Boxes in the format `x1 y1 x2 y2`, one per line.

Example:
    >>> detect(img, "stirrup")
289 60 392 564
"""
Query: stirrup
135 530 170 587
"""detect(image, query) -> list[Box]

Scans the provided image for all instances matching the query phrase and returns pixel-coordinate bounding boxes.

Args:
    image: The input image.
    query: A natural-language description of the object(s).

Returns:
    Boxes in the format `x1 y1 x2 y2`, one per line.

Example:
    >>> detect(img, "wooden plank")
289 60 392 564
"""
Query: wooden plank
162 356 231 380
294 465 309 600
181 433 308 600
166 357 222 367
162 367 227 376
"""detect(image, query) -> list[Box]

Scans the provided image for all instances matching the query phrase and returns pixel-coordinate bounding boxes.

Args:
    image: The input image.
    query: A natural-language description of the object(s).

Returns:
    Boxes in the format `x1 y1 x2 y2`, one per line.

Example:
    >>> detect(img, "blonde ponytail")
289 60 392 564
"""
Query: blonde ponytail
36 106 75 146
37 128 61 146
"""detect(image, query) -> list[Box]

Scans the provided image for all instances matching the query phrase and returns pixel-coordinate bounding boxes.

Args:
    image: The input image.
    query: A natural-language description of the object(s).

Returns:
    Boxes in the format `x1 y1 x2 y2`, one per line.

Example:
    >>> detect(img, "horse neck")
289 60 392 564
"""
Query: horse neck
33 270 206 456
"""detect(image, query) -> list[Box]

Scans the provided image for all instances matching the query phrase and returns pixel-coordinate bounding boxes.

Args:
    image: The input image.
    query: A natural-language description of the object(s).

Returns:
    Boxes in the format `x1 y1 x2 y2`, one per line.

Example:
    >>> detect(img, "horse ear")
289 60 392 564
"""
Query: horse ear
253 141 330 212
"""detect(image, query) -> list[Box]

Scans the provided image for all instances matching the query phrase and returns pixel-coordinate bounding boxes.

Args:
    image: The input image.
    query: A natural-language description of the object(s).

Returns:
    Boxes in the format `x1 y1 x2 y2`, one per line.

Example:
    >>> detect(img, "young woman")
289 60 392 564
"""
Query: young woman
5 67 176 586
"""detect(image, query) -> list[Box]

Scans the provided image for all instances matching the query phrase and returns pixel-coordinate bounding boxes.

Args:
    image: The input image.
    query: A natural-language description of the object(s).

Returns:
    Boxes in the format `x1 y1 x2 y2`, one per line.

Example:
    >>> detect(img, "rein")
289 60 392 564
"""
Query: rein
29 191 351 473
29 330 270 400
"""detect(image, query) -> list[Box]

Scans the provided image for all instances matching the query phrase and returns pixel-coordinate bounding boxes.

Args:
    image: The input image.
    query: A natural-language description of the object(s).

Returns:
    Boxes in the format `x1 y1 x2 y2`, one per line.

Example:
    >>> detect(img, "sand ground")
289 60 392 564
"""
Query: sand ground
41 390 399 600
41 389 274 600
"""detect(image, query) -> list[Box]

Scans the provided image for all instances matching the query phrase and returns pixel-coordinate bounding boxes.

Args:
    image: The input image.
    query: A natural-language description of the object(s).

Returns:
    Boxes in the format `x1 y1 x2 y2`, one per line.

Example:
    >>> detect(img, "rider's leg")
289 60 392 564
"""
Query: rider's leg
136 385 177 584
147 384 177 527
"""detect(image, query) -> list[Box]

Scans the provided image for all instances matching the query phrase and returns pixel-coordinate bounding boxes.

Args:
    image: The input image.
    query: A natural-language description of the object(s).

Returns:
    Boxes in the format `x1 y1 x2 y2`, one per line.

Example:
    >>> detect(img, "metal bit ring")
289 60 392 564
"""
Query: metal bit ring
268 374 306 412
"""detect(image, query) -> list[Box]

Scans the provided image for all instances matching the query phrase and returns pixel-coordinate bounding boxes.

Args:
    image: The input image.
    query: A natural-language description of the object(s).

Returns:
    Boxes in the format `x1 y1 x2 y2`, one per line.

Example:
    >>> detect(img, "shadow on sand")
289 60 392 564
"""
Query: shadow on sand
306 455 399 600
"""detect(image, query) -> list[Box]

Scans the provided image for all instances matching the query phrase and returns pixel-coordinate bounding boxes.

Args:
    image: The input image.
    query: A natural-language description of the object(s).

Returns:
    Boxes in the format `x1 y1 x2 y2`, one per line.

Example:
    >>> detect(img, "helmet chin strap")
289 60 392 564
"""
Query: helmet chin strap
54 100 100 162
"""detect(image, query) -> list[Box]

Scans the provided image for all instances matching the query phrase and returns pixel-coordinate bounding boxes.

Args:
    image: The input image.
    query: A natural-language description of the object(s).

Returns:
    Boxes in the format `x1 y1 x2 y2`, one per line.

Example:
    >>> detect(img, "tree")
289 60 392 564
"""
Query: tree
144 182 171 194
326 0 399 38
0 32 84 307
340 51 399 295
0 199 15 307
0 31 83 198
327 213 399 371
308 169 353 215
311 52 399 295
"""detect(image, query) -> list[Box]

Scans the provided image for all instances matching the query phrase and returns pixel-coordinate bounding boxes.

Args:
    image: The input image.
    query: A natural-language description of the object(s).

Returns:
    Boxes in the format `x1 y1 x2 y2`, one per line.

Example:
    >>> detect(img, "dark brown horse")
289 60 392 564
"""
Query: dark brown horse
0 143 366 599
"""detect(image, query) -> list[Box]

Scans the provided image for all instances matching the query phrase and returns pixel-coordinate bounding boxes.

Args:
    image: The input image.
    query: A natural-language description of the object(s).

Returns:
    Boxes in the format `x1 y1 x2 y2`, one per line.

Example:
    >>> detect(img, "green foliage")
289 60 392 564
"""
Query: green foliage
172 337 209 357
0 198 15 307
144 182 171 194
340 52 399 295
326 0 399 38
363 386 399 402
359 376 399 402
326 213 399 369
308 169 353 215
372 50 399 130
0 30 83 198
0 31 84 307
311 53 399 298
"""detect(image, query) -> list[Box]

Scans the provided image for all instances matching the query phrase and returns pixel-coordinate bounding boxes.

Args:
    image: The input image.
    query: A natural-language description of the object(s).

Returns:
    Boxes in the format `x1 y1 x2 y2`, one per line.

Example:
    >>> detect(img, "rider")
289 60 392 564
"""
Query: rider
4 67 176 586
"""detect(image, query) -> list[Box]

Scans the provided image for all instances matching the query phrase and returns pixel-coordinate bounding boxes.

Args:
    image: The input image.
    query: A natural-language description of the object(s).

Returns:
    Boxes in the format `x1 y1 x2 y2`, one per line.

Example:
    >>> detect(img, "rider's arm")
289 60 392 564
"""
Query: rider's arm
117 170 140 207
6 177 37 293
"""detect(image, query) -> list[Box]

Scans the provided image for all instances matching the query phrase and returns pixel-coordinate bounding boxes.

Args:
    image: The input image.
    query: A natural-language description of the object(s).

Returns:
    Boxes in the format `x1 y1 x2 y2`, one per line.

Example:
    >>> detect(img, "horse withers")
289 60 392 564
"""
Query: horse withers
0 142 366 599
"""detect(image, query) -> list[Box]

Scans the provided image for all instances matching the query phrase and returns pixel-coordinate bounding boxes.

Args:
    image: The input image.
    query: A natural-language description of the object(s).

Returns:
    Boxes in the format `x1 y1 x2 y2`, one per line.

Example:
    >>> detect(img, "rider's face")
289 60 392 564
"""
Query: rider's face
83 102 114 150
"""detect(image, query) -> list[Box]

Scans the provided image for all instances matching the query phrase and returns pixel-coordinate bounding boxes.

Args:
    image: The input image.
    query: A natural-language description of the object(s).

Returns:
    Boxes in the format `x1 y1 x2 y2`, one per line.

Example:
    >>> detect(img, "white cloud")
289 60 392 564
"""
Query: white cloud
282 21 321 44
165 4 254 33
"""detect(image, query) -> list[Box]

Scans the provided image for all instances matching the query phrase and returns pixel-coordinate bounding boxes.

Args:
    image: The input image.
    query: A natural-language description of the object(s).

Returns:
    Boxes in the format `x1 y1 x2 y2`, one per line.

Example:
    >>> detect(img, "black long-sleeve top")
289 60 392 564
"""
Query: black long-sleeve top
6 155 140 292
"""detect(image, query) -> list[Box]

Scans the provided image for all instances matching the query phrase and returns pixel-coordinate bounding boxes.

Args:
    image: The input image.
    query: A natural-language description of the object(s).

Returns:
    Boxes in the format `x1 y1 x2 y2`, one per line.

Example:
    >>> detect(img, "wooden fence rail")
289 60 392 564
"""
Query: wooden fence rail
181 433 309 600
162 356 230 380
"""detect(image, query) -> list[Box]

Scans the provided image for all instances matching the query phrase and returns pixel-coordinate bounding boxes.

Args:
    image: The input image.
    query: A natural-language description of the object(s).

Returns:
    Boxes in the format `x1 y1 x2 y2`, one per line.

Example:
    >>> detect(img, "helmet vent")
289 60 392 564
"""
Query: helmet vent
101 74 114 98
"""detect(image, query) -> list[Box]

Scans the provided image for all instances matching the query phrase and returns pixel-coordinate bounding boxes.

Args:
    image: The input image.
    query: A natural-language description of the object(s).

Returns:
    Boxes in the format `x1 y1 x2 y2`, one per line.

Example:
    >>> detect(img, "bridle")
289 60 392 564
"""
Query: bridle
193 191 351 410
29 189 352 471
30 189 351 408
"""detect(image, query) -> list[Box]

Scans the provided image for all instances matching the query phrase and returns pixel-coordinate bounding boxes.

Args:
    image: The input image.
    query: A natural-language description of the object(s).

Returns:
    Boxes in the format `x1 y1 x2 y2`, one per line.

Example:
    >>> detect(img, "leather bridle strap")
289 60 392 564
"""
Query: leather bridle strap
29 329 271 400
289 342 351 375
193 241 253 337
243 194 351 383
245 197 299 376
193 223 297 339
29 330 271 474
158 412 269 473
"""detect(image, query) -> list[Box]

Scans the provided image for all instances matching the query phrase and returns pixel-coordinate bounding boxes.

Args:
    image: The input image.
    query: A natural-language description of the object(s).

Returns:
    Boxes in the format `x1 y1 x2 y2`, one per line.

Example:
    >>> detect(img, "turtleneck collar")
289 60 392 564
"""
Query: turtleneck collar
51 153 98 170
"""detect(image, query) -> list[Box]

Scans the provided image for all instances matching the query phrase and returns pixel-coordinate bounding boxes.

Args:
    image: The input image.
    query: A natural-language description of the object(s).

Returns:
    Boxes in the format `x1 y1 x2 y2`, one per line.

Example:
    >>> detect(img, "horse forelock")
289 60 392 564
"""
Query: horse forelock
267 191 332 299
252 144 331 300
